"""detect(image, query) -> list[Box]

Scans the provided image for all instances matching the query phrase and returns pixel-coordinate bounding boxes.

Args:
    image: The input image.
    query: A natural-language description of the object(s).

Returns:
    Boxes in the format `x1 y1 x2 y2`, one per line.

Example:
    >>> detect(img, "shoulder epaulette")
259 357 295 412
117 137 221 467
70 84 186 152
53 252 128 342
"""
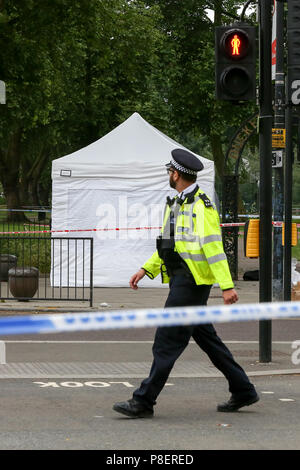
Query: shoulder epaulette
198 192 214 208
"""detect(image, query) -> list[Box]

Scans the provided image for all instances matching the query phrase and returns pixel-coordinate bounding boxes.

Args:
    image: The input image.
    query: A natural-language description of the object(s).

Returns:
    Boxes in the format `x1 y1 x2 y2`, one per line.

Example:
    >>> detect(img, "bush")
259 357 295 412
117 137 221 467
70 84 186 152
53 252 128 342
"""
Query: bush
0 237 51 274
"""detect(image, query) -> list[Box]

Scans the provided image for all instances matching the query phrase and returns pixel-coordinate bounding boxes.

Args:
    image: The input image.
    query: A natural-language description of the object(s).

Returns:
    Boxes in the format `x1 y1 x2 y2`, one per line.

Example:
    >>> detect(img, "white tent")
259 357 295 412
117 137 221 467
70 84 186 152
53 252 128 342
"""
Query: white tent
51 112 215 287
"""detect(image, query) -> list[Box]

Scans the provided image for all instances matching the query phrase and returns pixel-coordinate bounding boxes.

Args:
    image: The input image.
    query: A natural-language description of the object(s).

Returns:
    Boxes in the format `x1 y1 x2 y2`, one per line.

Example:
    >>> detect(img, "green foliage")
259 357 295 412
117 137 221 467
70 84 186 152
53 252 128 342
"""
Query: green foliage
293 164 300 207
145 0 257 138
0 0 298 220
292 244 300 261
0 235 51 273
0 0 171 215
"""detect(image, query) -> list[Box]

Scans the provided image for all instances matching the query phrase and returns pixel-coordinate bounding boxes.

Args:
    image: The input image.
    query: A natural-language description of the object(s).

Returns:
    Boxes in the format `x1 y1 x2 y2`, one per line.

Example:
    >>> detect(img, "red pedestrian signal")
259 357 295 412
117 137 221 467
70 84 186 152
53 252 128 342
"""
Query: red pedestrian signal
231 35 241 56
223 30 250 59
215 23 256 101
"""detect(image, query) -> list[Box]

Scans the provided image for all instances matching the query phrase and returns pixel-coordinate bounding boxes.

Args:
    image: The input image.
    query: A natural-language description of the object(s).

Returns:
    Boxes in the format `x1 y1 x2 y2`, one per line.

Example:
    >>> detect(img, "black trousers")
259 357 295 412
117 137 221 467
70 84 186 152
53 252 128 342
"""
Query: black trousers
133 274 256 409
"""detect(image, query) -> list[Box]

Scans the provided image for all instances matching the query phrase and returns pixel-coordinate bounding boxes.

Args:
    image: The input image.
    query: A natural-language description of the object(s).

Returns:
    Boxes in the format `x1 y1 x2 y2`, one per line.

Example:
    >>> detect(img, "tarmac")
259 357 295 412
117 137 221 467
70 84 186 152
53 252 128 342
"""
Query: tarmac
1 248 300 451
1 254 300 451
0 277 300 379
0 240 300 377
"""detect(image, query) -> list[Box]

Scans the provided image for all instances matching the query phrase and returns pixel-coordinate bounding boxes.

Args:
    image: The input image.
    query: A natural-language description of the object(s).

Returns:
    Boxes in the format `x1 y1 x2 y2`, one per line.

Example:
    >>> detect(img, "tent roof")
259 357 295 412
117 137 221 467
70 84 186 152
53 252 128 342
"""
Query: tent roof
52 112 213 177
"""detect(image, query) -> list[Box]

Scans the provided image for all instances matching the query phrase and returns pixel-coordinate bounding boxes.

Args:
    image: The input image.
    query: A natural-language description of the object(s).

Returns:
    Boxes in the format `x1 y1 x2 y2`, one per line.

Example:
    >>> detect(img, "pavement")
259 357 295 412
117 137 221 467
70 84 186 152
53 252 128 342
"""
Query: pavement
0 279 257 313
0 236 260 314
1 251 300 450
0 278 300 378
0 240 299 378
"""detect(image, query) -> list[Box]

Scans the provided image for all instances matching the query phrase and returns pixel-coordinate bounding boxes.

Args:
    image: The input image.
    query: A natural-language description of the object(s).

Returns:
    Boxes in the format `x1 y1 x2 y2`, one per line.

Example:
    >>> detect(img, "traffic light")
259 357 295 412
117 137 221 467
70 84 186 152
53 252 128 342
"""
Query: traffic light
287 0 300 104
215 22 257 101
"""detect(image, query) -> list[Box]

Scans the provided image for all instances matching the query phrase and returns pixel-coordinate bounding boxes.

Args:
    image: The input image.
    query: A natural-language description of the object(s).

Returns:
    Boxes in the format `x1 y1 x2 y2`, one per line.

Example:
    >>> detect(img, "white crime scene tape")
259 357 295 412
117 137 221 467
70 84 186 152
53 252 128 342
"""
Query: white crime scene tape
0 301 300 335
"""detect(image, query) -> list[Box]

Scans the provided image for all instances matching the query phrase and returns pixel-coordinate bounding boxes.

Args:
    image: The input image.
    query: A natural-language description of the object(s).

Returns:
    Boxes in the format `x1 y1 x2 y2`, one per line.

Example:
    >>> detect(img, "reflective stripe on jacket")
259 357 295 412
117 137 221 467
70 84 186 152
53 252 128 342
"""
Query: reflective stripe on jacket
142 188 234 290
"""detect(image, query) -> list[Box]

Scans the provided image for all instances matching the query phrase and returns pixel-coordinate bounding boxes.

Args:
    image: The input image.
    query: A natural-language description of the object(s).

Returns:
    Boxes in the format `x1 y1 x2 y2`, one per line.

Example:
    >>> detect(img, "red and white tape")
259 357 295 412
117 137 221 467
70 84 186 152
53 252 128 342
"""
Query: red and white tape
0 222 299 235
0 226 163 235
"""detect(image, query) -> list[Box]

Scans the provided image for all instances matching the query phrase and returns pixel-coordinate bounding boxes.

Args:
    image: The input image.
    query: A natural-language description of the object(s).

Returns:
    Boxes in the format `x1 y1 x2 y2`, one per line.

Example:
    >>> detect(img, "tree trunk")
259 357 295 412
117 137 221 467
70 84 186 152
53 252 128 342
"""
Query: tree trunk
19 176 32 207
214 0 222 26
39 181 51 206
210 1 225 181
29 180 40 206
19 146 49 209
209 133 224 180
0 130 26 222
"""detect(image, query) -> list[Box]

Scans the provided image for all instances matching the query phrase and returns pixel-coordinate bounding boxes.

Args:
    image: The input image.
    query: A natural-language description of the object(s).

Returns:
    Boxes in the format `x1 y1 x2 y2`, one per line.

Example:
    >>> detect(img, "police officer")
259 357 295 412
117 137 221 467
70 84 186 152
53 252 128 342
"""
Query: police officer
113 148 259 418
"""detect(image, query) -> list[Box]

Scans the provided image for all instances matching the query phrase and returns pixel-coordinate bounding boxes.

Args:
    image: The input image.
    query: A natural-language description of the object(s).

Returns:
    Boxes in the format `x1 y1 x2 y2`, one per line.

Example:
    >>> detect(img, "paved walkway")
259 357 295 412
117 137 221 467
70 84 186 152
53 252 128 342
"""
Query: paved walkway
0 236 260 313
0 279 259 312
0 278 300 378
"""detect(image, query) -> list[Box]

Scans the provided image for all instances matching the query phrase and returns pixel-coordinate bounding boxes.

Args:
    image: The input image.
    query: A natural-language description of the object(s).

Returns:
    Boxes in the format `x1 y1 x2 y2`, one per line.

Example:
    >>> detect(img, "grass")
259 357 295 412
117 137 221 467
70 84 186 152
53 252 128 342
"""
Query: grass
0 237 51 274
292 245 300 260
0 208 52 273
0 221 52 274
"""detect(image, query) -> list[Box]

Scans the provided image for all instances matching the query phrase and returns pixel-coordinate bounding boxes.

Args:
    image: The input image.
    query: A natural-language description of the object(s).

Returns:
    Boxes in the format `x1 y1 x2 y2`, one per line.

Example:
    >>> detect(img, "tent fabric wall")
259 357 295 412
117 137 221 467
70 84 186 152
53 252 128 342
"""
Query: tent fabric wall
51 113 215 287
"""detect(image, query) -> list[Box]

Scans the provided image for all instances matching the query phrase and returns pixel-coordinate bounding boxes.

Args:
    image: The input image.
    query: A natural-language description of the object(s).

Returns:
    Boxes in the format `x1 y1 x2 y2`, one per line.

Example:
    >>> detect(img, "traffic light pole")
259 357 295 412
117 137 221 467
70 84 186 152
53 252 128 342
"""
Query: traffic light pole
273 0 285 303
258 0 273 363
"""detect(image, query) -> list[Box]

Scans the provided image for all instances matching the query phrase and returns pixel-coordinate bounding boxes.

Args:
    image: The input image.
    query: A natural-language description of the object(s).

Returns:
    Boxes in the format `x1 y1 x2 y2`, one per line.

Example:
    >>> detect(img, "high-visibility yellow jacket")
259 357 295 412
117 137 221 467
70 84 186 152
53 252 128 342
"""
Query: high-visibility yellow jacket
142 188 234 290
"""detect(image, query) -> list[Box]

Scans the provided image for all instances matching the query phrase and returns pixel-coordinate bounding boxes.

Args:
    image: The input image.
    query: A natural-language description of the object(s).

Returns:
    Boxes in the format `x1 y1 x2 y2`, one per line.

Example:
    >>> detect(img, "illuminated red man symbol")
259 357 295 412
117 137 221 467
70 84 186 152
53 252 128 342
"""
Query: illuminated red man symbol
231 34 241 55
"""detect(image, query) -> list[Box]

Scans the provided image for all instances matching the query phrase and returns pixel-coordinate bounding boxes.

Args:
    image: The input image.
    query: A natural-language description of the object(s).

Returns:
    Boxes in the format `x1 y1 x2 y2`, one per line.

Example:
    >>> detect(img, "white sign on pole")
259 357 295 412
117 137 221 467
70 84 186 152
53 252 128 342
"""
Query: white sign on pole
291 80 300 105
272 0 276 80
272 150 283 168
0 81 6 104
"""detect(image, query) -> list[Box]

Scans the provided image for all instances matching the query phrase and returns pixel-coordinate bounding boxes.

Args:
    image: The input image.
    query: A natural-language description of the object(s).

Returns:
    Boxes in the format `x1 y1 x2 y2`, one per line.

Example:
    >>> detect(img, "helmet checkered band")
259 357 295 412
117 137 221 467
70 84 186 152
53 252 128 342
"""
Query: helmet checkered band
170 159 198 176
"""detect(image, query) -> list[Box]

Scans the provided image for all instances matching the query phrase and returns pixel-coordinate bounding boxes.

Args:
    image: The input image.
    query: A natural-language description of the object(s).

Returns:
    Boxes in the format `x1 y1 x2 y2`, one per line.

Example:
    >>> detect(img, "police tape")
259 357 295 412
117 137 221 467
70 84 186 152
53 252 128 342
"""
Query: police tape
0 222 245 235
0 226 163 235
0 301 300 335
0 222 299 235
0 208 51 213
239 214 300 220
220 223 245 227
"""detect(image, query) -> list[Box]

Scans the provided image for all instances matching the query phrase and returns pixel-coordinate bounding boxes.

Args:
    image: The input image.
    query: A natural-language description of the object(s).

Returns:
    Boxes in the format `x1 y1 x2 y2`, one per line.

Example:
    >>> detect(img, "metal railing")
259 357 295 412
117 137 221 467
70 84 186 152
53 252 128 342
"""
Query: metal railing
0 237 93 306
0 213 51 237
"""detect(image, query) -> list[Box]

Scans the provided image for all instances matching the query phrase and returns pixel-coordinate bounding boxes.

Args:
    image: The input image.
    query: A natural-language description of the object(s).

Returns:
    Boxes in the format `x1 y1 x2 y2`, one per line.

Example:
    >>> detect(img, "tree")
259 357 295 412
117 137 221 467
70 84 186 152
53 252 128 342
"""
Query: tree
0 1 89 218
0 0 167 219
0 0 261 222
145 0 258 180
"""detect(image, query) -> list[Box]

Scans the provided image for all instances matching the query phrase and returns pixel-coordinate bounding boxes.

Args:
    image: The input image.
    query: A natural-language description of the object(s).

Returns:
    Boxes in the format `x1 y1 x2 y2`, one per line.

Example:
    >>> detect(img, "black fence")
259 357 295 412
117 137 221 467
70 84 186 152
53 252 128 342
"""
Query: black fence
0 209 51 238
0 237 93 306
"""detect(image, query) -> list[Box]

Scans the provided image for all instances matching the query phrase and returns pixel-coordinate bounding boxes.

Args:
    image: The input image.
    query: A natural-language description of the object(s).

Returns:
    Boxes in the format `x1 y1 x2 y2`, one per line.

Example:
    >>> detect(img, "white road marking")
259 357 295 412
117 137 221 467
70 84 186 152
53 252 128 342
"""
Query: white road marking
3 340 297 344
279 398 295 402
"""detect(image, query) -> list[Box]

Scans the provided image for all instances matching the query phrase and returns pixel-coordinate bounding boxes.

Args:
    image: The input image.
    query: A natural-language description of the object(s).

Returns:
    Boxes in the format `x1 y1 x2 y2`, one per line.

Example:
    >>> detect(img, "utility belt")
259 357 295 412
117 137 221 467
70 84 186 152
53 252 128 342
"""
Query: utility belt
156 234 174 257
167 266 194 279
156 235 193 280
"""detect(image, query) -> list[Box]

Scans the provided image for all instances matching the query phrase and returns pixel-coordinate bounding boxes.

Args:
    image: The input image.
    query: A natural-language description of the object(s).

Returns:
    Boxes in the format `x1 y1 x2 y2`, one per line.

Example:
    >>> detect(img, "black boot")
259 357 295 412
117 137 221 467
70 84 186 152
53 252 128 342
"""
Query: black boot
217 393 260 412
113 398 154 418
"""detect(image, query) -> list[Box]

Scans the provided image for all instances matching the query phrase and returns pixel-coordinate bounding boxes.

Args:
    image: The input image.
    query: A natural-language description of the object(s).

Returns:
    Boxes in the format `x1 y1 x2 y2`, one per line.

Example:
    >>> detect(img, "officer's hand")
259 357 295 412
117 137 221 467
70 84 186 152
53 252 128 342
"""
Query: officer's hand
222 288 238 305
129 268 146 290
